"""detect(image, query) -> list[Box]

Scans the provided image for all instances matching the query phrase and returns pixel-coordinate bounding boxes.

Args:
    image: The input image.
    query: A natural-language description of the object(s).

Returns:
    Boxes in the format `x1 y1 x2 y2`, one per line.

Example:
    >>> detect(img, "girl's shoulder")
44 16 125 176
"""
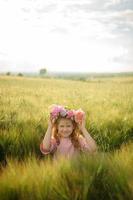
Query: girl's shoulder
77 134 85 146
78 134 85 141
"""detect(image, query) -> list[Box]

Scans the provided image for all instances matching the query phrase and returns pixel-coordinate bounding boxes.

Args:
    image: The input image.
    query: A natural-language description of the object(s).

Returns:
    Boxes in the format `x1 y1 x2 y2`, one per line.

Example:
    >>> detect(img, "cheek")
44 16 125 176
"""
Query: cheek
69 127 74 132
58 127 63 132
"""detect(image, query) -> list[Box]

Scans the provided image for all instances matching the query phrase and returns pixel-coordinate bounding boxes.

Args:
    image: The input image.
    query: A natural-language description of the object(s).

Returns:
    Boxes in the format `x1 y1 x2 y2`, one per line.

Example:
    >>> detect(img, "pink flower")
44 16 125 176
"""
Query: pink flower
49 105 85 123
51 110 59 119
49 104 64 119
74 109 85 123
66 110 75 120
49 104 62 113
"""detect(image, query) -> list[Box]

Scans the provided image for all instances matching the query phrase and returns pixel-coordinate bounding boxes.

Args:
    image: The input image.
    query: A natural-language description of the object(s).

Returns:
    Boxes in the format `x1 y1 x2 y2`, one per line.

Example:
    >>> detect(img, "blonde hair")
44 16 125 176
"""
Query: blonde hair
52 117 82 149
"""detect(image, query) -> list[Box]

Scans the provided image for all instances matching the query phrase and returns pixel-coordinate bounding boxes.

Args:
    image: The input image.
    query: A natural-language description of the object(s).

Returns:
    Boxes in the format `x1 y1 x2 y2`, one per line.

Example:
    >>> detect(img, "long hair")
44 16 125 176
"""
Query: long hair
51 117 82 149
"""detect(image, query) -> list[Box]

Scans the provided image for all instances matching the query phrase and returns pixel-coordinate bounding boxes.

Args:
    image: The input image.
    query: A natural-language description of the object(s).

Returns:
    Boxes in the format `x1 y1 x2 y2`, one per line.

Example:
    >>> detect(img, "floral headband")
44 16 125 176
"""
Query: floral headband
49 104 85 124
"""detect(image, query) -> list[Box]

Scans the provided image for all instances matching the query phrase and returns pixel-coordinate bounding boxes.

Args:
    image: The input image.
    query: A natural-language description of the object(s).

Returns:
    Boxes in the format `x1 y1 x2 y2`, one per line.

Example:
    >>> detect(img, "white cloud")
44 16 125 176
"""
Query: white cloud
0 0 133 73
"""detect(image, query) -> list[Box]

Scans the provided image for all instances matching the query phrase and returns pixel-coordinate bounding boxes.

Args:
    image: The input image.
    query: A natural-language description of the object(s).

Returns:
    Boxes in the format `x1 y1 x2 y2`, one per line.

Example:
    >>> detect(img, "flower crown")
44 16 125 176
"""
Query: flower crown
49 104 85 123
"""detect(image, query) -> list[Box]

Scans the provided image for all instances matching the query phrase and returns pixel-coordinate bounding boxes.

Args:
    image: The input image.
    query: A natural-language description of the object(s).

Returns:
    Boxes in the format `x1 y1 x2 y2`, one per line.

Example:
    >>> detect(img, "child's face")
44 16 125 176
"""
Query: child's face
57 118 74 138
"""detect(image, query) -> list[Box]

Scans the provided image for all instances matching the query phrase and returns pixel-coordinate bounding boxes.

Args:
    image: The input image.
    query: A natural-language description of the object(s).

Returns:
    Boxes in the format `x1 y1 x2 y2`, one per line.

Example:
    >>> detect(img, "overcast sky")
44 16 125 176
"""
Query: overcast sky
0 0 133 73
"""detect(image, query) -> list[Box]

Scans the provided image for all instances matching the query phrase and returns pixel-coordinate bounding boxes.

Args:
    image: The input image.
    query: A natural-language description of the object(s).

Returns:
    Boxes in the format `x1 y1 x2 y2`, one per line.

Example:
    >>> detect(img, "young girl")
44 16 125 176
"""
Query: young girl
40 105 97 160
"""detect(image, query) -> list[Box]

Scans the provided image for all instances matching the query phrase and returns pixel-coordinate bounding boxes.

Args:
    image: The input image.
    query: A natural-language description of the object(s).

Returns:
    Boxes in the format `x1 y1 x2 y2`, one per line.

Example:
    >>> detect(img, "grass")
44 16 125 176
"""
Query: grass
0 75 133 199
0 144 133 200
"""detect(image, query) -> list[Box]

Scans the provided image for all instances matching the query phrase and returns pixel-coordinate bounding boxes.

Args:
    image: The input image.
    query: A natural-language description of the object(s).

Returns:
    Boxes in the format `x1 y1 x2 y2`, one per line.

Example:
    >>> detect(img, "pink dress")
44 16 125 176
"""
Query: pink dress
40 136 92 160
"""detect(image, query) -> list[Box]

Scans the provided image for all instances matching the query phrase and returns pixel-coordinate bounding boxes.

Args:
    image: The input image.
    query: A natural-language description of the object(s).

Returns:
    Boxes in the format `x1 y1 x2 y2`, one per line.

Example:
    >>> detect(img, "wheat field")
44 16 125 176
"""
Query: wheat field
0 75 133 200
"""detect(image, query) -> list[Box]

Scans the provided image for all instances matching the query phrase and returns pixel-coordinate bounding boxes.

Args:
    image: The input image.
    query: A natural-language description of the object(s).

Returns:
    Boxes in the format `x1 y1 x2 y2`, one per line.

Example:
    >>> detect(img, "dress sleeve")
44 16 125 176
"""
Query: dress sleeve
78 135 92 153
40 137 57 155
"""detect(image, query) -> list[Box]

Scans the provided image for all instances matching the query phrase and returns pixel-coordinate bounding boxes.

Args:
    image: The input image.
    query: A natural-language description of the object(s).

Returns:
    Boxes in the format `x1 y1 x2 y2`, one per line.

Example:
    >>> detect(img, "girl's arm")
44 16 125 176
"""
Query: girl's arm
78 115 97 152
42 119 53 150
81 128 97 152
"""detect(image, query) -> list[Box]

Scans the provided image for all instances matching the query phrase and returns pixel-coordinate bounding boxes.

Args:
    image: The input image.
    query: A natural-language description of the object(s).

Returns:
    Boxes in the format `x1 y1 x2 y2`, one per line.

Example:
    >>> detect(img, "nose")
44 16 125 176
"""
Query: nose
63 127 68 132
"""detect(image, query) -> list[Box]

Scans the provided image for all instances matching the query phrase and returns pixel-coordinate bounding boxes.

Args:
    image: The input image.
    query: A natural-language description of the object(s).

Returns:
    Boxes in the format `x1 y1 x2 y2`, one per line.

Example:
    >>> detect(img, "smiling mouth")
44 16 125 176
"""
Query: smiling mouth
62 132 70 135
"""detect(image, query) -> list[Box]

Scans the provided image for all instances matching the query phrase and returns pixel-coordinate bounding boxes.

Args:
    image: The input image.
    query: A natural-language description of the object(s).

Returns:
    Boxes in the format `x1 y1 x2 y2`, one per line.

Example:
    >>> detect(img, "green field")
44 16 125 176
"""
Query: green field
0 75 133 200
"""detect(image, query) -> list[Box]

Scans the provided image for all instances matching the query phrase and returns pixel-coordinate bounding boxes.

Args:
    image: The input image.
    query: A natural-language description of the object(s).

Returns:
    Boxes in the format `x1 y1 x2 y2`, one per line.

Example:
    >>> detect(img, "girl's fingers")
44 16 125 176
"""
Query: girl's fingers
52 119 55 123
51 118 56 124
83 114 86 120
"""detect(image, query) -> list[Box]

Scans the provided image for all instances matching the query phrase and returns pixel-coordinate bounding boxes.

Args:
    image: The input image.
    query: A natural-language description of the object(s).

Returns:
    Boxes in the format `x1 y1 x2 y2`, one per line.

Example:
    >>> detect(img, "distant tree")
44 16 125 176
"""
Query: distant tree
39 68 47 76
17 73 23 77
6 72 11 76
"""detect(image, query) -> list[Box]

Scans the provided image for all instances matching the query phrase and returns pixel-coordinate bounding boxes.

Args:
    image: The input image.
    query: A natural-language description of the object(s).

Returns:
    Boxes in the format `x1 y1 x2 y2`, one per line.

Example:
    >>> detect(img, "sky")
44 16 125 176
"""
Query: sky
0 0 133 73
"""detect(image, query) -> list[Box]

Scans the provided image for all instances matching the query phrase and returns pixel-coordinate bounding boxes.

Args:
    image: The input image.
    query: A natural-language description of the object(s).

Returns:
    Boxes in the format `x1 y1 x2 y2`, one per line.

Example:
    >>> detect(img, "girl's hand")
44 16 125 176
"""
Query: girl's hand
48 116 56 128
77 114 86 132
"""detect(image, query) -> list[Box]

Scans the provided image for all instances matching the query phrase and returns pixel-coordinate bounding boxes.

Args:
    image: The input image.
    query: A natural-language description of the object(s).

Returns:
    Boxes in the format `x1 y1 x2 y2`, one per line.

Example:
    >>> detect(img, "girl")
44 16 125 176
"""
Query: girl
40 105 97 160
